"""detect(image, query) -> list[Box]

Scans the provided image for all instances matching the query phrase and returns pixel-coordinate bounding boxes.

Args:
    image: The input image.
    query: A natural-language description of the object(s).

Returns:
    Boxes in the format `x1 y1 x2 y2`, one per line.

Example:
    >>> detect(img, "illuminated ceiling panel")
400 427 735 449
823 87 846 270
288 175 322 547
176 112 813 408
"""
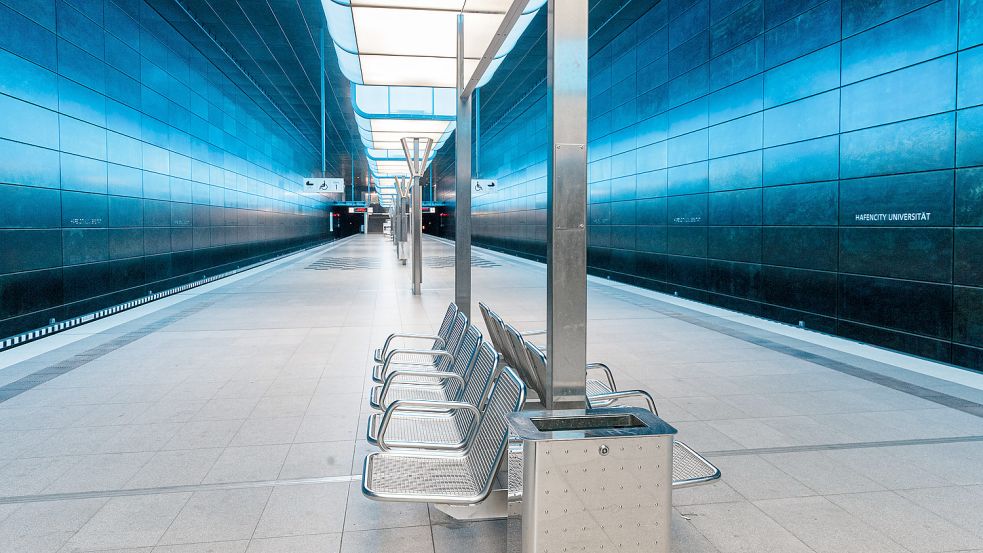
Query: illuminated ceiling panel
322 0 546 182
323 0 546 87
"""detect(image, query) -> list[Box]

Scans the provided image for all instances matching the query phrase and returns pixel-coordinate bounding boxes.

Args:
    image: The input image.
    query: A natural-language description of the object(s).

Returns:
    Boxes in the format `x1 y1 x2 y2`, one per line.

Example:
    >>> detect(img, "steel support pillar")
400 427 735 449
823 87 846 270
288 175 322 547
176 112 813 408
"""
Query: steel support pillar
544 0 589 410
455 13 473 318
411 146 423 295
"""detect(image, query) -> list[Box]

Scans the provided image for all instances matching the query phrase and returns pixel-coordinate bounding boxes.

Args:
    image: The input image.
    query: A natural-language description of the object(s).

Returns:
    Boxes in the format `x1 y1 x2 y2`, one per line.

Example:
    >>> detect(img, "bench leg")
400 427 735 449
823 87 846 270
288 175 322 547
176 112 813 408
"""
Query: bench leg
433 489 507 521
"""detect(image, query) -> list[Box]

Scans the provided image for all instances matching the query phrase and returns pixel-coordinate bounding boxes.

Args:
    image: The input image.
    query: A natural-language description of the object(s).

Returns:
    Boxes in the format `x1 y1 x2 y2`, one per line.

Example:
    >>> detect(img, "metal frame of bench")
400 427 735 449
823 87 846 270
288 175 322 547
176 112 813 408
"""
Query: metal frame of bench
373 303 457 364
371 311 468 384
522 340 659 414
367 342 504 450
369 324 482 411
479 303 626 405
362 367 527 505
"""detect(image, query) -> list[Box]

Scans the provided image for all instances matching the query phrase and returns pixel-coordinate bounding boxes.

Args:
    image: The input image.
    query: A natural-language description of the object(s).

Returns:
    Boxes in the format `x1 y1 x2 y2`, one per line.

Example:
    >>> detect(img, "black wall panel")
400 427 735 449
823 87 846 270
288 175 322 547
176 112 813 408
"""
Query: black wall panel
447 0 983 371
0 0 330 339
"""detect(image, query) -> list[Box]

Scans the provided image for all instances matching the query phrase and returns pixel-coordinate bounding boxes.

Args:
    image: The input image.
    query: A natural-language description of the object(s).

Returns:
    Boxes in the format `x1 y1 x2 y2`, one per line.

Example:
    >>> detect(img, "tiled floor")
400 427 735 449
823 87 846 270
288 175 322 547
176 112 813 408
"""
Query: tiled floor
0 233 981 553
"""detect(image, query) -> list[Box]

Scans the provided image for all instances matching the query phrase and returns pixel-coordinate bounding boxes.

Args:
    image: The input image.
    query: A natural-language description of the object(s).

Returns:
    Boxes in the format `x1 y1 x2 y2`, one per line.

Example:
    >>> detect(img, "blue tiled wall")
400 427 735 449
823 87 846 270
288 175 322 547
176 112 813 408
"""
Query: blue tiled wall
0 0 329 338
459 0 983 370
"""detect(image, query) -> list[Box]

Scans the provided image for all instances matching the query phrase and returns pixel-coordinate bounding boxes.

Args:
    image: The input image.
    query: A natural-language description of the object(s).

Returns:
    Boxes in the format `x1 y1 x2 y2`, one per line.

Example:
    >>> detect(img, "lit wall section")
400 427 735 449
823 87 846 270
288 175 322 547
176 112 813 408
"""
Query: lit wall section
0 0 330 339
461 0 983 370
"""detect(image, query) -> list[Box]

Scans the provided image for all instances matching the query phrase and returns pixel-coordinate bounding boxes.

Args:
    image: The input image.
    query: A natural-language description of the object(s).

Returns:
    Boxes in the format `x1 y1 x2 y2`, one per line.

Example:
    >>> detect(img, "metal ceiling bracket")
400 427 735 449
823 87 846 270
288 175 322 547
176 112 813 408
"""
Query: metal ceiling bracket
461 0 529 99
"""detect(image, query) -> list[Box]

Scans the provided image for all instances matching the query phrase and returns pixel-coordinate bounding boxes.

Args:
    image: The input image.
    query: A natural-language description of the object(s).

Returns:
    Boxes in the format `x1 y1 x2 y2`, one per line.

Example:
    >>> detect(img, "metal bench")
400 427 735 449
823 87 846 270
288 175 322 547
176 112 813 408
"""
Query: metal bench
367 341 503 450
371 311 467 384
362 366 527 505
368 324 482 411
374 303 457 364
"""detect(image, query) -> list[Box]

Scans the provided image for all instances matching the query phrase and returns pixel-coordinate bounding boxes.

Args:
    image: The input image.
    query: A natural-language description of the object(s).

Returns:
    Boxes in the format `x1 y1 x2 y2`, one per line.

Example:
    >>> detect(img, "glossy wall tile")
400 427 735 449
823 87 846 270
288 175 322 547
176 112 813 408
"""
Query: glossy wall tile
446 0 983 371
0 0 329 338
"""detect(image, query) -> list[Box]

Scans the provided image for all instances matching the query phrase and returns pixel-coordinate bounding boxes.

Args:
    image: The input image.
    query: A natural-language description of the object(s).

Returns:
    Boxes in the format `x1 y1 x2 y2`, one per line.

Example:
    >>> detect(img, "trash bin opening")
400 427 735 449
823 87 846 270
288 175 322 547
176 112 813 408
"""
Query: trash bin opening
530 413 646 432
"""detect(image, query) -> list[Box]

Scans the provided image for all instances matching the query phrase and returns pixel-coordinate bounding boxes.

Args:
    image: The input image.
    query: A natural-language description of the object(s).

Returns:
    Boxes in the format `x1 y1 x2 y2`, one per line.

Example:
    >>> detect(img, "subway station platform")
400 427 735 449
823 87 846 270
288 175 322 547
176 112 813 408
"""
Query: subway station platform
0 234 981 553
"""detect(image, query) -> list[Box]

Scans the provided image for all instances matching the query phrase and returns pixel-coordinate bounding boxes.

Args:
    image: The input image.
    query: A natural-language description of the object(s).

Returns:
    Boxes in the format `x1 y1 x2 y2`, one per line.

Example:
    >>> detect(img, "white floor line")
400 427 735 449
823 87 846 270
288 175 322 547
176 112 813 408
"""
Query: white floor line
0 237 356 373
448 238 983 392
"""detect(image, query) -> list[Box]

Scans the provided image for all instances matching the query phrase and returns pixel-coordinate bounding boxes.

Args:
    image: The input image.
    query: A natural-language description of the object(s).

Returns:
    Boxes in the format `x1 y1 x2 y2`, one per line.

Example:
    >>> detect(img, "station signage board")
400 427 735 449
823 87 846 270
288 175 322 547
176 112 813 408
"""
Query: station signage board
305 177 345 194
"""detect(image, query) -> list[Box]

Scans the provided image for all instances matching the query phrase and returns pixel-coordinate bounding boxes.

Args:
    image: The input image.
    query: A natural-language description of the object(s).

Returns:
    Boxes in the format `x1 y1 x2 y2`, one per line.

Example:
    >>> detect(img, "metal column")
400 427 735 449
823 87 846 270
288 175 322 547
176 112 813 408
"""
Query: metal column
455 13 473 319
320 28 327 176
544 0 589 410
411 141 423 295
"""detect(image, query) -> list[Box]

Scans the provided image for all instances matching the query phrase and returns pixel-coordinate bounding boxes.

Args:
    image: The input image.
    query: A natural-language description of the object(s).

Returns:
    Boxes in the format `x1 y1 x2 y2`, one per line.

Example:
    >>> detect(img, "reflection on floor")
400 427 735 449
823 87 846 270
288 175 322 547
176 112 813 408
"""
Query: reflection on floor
0 234 981 553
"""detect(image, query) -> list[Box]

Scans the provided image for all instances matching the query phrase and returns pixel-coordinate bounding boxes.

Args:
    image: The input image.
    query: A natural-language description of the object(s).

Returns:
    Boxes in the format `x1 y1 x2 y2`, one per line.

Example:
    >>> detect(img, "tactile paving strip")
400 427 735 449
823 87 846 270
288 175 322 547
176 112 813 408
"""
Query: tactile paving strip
0 297 219 404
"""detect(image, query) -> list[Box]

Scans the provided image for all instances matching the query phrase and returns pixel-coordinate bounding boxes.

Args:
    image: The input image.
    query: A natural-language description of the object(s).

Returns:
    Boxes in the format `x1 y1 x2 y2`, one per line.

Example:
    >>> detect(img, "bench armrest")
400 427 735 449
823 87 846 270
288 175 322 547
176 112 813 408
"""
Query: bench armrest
380 333 445 357
377 400 480 451
587 389 657 415
586 362 617 391
381 349 454 376
379 371 465 405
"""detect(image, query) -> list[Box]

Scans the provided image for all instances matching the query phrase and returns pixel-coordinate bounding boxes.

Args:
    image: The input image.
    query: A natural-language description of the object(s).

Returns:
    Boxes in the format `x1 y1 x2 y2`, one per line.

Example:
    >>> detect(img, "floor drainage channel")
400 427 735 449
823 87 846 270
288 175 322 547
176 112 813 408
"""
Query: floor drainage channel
0 297 219 403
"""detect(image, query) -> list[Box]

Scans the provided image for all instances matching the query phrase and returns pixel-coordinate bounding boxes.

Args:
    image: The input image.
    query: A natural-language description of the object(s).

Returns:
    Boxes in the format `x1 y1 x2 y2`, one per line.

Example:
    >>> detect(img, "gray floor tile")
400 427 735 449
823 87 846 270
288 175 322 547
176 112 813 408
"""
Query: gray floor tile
431 518 504 553
193 398 261 422
896 486 983 539
339 525 434 553
278 441 355 479
670 512 722 553
202 445 290 484
0 456 80 496
755 496 907 553
159 488 272 545
163 420 244 450
64 493 191 551
230 418 302 447
760 451 886 495
253 483 348 538
43 452 155 494
823 447 957 490
828 490 983 553
126 449 224 489
711 455 817 501
245 534 342 553
684 501 814 553
152 541 249 553
0 498 106 553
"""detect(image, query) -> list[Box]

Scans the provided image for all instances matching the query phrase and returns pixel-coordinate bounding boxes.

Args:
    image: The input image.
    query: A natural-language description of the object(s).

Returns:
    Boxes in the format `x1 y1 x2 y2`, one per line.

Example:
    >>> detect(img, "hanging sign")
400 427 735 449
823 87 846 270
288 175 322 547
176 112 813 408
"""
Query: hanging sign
304 178 345 194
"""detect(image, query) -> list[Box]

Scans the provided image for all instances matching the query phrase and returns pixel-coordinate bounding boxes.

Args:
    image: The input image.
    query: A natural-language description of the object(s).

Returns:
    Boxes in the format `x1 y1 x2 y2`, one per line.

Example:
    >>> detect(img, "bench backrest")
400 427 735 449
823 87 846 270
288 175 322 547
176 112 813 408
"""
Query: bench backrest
523 340 549 397
478 303 516 367
444 324 483 398
435 312 468 372
436 303 459 341
466 367 526 492
502 323 546 399
459 341 502 409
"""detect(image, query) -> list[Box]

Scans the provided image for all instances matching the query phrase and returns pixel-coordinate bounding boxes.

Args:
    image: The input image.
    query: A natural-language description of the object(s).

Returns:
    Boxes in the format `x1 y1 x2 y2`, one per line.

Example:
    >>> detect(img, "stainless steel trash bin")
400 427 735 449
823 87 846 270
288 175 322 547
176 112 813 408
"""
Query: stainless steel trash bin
507 407 677 553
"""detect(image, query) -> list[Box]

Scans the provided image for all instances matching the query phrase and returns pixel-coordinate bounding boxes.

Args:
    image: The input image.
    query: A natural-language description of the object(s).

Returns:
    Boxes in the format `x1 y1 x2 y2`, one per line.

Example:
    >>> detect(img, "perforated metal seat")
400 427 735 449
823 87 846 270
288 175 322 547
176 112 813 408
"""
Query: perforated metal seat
671 441 721 488
362 367 527 504
372 312 468 384
373 303 458 363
